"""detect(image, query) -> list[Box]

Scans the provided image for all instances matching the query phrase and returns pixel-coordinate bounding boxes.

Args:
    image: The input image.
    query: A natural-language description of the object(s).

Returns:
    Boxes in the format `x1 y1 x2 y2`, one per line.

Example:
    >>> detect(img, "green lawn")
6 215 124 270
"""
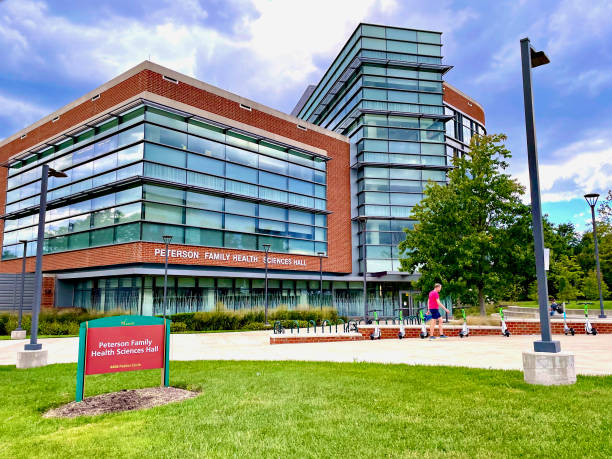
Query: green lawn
0 361 610 458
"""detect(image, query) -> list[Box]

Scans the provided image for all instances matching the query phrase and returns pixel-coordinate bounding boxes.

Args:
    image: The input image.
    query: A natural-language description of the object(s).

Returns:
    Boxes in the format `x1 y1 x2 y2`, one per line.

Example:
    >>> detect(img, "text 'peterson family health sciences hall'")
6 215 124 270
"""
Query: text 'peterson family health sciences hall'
0 23 484 318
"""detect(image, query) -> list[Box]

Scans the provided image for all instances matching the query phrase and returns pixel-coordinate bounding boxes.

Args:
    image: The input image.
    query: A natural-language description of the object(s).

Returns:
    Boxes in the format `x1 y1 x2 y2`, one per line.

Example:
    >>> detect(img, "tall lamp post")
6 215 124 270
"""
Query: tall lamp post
584 193 607 318
162 235 173 319
263 244 271 325
317 251 324 310
520 37 560 353
24 164 67 352
15 239 28 333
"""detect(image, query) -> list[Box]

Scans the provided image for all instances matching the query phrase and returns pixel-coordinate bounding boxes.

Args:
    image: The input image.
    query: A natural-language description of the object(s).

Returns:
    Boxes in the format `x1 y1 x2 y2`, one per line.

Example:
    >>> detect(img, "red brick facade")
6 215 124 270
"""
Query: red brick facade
0 64 352 276
443 83 485 125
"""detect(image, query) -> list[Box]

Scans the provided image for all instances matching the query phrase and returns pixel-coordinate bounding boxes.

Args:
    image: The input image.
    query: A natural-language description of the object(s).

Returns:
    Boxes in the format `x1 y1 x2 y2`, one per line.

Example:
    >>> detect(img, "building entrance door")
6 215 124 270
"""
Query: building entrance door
398 290 417 322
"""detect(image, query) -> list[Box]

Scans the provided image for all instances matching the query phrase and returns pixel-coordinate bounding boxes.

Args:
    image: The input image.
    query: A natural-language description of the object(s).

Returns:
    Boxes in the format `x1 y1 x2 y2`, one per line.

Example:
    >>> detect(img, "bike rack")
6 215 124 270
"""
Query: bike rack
321 319 331 334
347 320 358 333
289 320 300 334
273 321 284 334
336 318 346 333
307 319 317 333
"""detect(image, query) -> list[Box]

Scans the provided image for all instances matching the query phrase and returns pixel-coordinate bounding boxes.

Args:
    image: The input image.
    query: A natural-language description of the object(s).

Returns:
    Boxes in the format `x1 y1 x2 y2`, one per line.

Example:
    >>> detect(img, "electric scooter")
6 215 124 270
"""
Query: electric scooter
370 310 382 340
563 308 575 336
499 308 511 337
397 309 405 339
419 309 429 339
582 303 598 335
458 308 469 338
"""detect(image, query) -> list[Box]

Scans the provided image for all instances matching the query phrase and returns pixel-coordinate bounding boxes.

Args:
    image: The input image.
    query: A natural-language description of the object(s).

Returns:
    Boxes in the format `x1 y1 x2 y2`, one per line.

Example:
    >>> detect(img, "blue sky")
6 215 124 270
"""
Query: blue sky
0 0 610 231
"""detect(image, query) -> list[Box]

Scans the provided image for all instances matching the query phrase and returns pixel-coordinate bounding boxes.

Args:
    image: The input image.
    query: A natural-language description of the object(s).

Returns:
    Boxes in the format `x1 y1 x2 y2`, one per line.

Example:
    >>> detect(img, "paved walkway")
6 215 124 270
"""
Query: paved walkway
1 332 611 375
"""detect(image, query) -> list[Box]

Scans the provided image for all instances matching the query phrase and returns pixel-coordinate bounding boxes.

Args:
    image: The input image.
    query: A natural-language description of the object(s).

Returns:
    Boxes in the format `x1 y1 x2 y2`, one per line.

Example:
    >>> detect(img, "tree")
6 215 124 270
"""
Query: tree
581 270 610 300
548 254 583 302
399 134 531 315
597 189 612 224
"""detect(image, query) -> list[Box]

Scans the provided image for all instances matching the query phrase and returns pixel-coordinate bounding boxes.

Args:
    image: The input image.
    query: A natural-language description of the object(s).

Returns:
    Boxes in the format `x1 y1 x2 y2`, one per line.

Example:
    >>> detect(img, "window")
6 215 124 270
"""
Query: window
185 208 222 229
224 232 256 250
226 146 258 167
225 199 256 216
90 227 114 246
226 163 257 183
288 178 314 196
142 223 184 244
144 163 186 184
145 124 187 150
185 227 222 246
187 171 224 191
144 203 184 224
225 215 255 232
258 236 287 252
187 153 224 176
288 239 314 255
259 204 286 221
68 232 89 250
115 203 141 224
115 223 140 243
258 219 286 235
288 209 312 225
186 192 223 211
188 135 225 159
144 184 184 205
145 143 186 168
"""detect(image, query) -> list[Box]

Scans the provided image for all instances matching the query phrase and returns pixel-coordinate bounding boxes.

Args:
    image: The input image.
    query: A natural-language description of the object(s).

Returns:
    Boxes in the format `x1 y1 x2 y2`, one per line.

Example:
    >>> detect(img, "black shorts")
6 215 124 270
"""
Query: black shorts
430 309 441 320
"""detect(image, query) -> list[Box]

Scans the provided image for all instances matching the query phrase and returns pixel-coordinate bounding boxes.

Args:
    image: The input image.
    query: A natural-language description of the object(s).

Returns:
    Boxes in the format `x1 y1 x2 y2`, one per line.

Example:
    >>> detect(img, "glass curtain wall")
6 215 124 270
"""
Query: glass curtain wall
296 24 450 273
3 104 328 259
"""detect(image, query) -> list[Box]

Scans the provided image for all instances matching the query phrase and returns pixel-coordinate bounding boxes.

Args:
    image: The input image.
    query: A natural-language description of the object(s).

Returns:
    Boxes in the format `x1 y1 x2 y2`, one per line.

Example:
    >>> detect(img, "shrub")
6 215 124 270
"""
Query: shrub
170 321 188 333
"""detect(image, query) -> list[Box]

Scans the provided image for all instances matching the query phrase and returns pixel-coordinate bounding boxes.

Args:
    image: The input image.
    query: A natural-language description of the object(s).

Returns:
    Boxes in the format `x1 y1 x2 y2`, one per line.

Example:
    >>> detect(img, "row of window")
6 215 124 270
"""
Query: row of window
359 167 446 181
444 106 485 145
360 25 441 45
358 192 423 206
358 205 416 218
1 221 329 260
351 113 445 131
362 75 442 93
360 64 442 81
357 153 446 167
359 178 427 193
352 126 445 144
357 139 445 155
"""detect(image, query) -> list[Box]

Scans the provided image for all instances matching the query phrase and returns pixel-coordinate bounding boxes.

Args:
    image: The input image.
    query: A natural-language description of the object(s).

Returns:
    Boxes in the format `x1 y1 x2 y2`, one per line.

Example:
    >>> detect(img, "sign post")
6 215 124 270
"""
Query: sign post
76 315 171 402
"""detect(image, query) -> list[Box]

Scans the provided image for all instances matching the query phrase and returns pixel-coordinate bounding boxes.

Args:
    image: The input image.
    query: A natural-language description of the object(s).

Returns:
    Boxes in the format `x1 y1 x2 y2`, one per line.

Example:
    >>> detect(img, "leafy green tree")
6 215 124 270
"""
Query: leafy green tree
597 189 611 224
399 134 531 315
549 254 583 302
581 270 610 300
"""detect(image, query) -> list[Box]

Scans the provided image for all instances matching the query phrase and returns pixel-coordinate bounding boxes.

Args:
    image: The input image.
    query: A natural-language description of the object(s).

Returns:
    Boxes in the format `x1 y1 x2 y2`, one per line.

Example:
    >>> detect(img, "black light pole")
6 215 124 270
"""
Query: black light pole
584 193 606 318
520 37 560 353
317 251 324 310
162 235 173 319
16 239 28 332
263 244 271 325
24 165 67 351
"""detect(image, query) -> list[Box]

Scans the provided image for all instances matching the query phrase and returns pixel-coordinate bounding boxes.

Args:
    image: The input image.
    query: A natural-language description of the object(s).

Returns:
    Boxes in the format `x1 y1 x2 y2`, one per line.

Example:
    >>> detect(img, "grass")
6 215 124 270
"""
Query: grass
0 361 610 458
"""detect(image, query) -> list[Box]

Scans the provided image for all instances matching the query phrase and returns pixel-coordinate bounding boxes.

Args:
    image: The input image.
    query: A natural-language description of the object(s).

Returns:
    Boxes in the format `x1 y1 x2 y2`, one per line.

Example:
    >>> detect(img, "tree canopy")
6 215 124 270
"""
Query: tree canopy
399 134 531 315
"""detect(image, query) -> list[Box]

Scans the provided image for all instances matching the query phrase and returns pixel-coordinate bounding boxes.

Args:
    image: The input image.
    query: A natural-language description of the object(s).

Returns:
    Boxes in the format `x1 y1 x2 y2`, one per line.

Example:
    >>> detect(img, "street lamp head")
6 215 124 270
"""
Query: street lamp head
19 239 28 244
162 235 173 244
317 252 325 257
584 193 600 208
262 243 271 253
48 168 68 178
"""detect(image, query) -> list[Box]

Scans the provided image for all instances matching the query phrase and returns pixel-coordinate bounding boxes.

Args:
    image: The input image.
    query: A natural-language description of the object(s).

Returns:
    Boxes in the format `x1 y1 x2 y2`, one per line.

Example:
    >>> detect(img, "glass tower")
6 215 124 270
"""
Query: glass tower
295 23 453 274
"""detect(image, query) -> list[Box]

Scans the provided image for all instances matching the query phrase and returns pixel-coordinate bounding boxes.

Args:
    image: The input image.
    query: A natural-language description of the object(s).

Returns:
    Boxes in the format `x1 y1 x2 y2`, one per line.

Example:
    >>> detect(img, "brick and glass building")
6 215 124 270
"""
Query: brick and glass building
0 24 484 317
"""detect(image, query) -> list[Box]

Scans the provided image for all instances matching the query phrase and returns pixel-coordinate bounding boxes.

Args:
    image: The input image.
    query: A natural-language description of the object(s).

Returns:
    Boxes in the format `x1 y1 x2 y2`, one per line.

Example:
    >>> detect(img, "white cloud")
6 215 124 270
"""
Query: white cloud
514 132 612 203
0 92 50 132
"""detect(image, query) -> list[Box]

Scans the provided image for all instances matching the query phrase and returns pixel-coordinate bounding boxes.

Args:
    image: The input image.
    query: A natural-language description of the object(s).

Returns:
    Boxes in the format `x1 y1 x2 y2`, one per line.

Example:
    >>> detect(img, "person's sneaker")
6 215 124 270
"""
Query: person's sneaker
440 335 448 338
429 336 437 340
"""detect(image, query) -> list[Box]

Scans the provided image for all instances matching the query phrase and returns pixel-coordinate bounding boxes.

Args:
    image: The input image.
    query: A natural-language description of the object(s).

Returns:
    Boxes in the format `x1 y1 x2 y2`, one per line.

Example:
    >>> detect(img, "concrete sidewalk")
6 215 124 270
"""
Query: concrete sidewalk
1 332 611 375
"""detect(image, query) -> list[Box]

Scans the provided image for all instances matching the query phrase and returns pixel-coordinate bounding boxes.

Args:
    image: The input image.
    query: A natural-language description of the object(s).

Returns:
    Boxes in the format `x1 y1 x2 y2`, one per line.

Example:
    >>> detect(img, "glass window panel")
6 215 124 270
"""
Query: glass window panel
421 143 445 155
92 153 118 175
225 146 258 167
420 131 444 142
386 27 416 41
71 162 93 182
185 208 222 229
389 193 421 206
115 203 141 224
259 204 286 221
259 187 287 203
226 180 257 197
364 192 390 204
288 163 314 181
387 40 417 53
186 171 224 190
224 232 256 250
388 116 418 128
186 192 224 211
143 184 184 205
258 154 288 174
389 154 419 164
362 24 385 38
114 222 140 243
188 135 225 159
225 199 256 216
45 217 70 237
288 193 313 208
225 214 255 232
118 125 144 147
362 37 386 50
185 227 223 246
117 144 144 166
93 171 116 189
389 129 418 141
146 108 186 130
417 43 441 55
313 170 326 184
145 124 187 150
70 199 92 216
390 169 420 180
364 205 390 216
366 259 392 272
258 236 287 252
419 93 443 105
314 185 325 199
188 119 225 142
389 180 421 193
68 232 89 250
288 209 313 225
142 223 184 244
364 167 389 178
388 90 418 103
390 206 413 217
72 144 96 165
187 153 224 176
69 214 91 233
116 163 142 181
422 170 446 181
145 143 186 168
363 178 389 191
259 171 287 189
94 136 118 157
144 163 186 184
90 227 114 247
226 163 257 183
288 223 313 239
70 178 92 194
92 208 115 228
421 155 446 166
258 219 286 235
144 203 183 224
288 178 314 196
288 239 314 255
314 227 326 241
116 186 142 205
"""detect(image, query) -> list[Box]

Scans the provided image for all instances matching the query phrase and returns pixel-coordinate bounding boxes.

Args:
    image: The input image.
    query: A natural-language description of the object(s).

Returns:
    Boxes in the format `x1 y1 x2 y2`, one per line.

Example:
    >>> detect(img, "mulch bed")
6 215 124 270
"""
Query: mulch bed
44 387 198 418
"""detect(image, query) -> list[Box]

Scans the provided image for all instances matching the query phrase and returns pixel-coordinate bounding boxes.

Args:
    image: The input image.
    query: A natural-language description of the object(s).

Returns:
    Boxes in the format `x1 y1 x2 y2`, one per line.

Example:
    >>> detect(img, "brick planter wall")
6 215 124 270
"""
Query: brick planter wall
270 333 364 344
507 319 612 335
